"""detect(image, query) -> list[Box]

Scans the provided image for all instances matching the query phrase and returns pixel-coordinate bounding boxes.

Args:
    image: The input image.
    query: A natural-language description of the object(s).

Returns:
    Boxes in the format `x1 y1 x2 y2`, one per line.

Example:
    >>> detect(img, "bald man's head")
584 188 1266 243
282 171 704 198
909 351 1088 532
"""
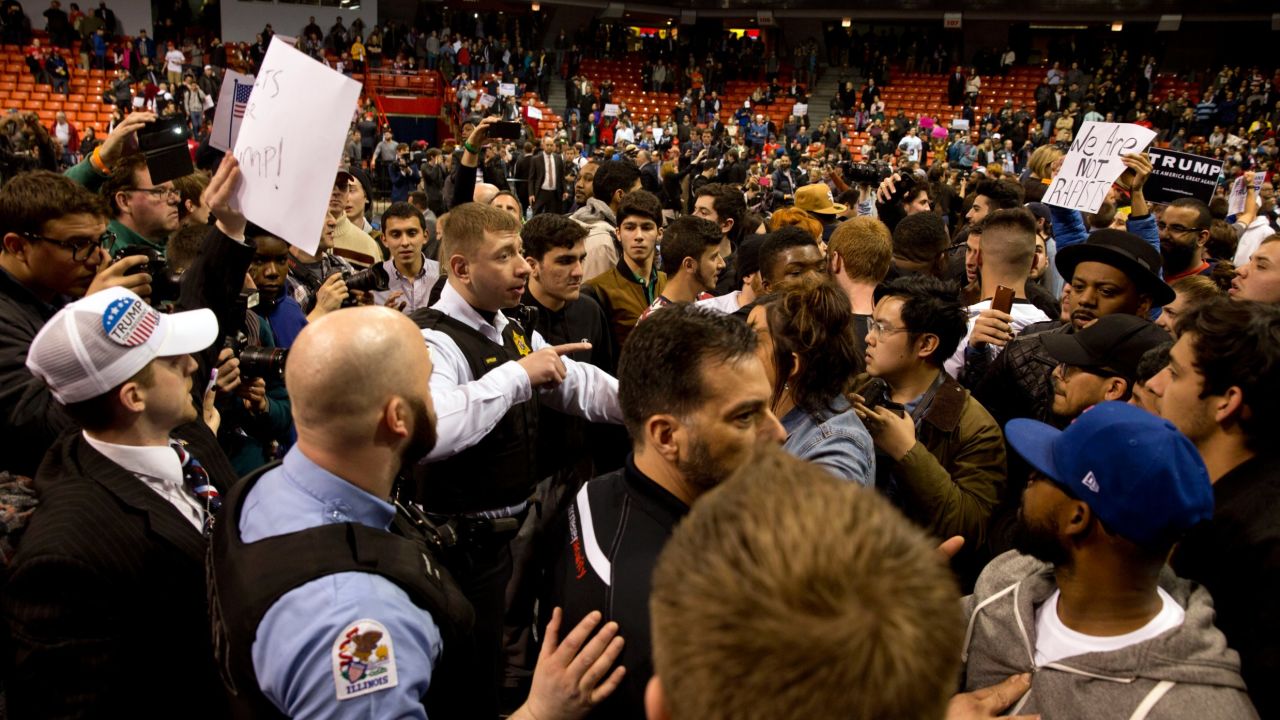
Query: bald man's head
287 307 436 461
474 183 500 205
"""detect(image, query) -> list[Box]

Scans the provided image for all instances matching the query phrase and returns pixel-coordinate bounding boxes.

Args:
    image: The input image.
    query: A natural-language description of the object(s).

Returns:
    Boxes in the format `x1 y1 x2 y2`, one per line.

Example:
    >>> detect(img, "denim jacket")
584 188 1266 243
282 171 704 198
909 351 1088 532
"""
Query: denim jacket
781 394 876 486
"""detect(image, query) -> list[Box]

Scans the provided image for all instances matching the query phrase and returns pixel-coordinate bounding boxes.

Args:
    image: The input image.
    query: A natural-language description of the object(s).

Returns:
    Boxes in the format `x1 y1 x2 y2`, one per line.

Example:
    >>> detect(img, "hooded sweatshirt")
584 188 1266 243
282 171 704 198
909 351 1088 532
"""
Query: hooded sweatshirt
962 551 1258 720
572 197 619 282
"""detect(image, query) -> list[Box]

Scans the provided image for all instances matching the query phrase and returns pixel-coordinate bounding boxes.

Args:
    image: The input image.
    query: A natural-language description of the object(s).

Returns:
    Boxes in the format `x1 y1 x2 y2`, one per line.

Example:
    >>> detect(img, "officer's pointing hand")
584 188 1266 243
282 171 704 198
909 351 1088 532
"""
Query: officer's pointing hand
518 343 591 388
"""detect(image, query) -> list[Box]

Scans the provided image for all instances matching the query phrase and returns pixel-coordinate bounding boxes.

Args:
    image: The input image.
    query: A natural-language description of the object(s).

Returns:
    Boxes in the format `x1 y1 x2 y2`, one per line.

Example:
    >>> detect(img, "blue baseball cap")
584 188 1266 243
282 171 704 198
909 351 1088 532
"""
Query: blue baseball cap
1005 402 1213 549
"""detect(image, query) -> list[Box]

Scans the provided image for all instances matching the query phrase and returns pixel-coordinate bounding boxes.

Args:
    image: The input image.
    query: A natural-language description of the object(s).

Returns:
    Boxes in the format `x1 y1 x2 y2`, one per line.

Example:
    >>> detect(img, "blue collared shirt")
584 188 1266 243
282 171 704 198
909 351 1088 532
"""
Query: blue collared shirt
244 447 442 719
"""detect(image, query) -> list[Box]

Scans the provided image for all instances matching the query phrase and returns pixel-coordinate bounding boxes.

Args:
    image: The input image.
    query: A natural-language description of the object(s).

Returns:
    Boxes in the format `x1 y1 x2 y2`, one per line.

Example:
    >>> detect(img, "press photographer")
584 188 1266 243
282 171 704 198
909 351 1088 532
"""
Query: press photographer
0 170 151 475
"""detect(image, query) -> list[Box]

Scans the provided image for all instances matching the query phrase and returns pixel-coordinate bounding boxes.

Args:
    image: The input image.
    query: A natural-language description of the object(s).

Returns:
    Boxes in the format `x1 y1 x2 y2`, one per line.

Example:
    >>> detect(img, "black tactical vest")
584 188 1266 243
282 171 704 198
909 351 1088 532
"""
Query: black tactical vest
207 463 480 718
409 308 541 513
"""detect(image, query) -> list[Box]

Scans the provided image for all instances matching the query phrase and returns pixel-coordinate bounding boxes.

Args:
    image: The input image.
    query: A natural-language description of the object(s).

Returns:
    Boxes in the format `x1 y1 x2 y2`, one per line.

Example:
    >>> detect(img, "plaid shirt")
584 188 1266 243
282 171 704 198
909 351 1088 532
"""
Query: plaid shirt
286 252 354 314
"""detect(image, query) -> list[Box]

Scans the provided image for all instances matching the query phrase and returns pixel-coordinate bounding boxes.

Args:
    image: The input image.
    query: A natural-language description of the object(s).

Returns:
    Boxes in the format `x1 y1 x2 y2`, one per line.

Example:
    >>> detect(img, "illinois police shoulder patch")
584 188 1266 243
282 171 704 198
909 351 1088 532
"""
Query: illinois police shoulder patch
332 618 399 701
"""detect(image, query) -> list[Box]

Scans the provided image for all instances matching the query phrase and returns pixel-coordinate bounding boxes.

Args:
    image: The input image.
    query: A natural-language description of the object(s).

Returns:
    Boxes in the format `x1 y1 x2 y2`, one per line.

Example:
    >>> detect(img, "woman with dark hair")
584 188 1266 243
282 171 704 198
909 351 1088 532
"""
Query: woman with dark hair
747 278 875 484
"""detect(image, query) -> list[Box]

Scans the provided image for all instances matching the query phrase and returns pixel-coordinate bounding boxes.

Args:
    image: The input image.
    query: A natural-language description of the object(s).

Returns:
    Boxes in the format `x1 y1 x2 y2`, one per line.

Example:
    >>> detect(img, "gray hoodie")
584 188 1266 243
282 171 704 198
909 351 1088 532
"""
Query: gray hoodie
962 551 1258 720
572 197 619 281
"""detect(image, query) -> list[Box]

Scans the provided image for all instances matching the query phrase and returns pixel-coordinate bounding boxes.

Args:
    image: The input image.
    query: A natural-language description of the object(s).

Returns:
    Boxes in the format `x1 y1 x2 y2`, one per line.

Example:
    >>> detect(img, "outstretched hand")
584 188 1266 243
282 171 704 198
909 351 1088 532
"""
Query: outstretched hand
510 608 626 720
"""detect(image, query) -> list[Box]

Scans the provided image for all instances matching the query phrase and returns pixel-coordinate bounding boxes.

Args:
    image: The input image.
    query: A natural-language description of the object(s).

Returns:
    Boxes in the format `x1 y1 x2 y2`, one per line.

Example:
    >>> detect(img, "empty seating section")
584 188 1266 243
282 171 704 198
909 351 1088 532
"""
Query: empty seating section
365 69 442 97
1 43 112 131
836 65 1041 161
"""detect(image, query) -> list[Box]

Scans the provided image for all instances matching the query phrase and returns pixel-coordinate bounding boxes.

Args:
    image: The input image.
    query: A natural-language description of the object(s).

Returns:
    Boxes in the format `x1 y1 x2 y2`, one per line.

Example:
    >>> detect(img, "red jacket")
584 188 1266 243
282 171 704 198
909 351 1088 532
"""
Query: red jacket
48 119 80 153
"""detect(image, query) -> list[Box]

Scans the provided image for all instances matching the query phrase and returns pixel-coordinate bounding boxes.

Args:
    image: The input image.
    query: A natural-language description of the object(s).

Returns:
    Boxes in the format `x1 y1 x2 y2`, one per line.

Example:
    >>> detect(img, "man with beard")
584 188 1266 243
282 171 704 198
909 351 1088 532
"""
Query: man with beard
210 306 632 718
971 229 1174 428
639 216 724 319
568 160 598 214
1158 199 1216 283
208 306 466 716
542 303 787 720
962 402 1257 719
1042 314 1170 422
972 230 1173 560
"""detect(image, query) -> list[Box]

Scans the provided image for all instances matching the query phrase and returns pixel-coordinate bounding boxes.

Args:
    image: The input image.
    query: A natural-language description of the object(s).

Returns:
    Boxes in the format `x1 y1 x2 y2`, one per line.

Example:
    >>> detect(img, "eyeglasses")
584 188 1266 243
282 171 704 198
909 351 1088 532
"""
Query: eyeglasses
125 186 180 202
1156 221 1207 235
867 320 912 338
22 229 114 262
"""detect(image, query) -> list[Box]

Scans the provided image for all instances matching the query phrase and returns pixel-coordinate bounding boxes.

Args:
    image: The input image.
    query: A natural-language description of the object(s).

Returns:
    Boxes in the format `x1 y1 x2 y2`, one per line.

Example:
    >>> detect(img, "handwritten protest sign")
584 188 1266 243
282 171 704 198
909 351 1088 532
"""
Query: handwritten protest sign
1227 172 1266 216
232 37 361 255
603 103 620 117
1144 148 1223 205
1043 121 1157 214
792 102 808 117
209 69 254 152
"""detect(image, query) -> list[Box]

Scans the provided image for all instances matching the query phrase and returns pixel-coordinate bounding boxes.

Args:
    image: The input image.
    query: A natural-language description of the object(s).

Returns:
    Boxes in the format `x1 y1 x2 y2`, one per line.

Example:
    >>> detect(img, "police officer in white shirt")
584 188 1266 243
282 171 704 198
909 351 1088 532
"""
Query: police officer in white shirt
407 201 622 716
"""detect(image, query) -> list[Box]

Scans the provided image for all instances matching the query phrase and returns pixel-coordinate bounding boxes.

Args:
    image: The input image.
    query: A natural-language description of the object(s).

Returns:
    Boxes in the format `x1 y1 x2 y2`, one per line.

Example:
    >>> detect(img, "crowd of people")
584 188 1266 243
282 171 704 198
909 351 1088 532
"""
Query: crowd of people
0 5 1278 719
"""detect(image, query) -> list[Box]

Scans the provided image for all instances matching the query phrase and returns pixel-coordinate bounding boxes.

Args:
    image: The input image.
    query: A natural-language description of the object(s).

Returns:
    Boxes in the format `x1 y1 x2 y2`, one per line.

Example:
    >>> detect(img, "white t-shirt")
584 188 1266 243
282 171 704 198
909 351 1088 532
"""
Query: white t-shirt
944 298 1050 379
696 291 742 315
165 48 185 73
1233 215 1276 267
898 135 923 162
1034 588 1185 667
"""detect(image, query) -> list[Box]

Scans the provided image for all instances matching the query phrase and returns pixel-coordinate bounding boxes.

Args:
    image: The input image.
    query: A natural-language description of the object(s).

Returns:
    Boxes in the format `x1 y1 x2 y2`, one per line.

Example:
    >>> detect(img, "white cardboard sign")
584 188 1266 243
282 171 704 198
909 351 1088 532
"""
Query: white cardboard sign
1043 121 1157 214
231 37 362 256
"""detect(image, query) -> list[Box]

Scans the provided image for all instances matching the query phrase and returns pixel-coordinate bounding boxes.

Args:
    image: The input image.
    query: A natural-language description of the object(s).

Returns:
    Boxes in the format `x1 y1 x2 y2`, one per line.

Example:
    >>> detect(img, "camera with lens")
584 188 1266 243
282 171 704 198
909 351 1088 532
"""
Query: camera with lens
340 264 391 307
840 161 893 186
113 246 182 305
222 289 288 381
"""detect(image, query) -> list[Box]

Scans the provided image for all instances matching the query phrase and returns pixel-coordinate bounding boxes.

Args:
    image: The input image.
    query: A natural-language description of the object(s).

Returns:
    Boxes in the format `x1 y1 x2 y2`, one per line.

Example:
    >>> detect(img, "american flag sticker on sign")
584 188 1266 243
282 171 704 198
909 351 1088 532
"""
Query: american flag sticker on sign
210 69 256 152
233 80 252 119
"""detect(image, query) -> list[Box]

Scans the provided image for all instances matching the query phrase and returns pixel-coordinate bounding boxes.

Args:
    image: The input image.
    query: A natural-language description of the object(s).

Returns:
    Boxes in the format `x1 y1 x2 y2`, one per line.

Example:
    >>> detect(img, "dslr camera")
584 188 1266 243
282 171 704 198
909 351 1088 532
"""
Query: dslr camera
340 264 391 307
223 290 288 380
840 161 893 186
113 246 182 305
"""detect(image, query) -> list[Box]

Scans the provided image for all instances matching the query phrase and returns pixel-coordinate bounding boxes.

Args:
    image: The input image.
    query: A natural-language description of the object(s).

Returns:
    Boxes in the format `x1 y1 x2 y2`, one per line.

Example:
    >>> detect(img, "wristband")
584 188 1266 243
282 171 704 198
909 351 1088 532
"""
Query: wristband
463 140 477 154
90 146 110 174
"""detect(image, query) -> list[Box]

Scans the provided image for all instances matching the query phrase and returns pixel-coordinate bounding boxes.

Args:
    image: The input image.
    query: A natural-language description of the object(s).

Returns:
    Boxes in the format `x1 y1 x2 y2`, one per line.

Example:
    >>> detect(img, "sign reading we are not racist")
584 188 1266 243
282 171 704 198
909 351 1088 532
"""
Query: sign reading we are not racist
1044 121 1157 214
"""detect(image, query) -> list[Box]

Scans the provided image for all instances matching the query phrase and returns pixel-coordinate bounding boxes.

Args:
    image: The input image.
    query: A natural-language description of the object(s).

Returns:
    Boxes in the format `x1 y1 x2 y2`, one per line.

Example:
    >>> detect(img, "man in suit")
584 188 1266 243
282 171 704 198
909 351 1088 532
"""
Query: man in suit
637 149 664 202
948 66 966 107
3 286 236 717
528 135 566 216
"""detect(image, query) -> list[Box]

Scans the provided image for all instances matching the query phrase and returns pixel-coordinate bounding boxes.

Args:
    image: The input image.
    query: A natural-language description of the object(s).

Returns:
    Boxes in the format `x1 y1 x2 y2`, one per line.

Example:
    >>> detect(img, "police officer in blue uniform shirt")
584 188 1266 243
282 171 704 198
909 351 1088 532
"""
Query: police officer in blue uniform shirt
409 202 623 713
209 305 629 718
209 306 470 717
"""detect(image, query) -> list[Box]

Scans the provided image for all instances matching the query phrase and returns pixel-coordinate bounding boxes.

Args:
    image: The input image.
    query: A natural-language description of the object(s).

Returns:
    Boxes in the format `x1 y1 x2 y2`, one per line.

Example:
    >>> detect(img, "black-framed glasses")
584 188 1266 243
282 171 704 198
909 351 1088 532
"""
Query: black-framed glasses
1156 221 1207 235
125 186 180 202
22 230 114 262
